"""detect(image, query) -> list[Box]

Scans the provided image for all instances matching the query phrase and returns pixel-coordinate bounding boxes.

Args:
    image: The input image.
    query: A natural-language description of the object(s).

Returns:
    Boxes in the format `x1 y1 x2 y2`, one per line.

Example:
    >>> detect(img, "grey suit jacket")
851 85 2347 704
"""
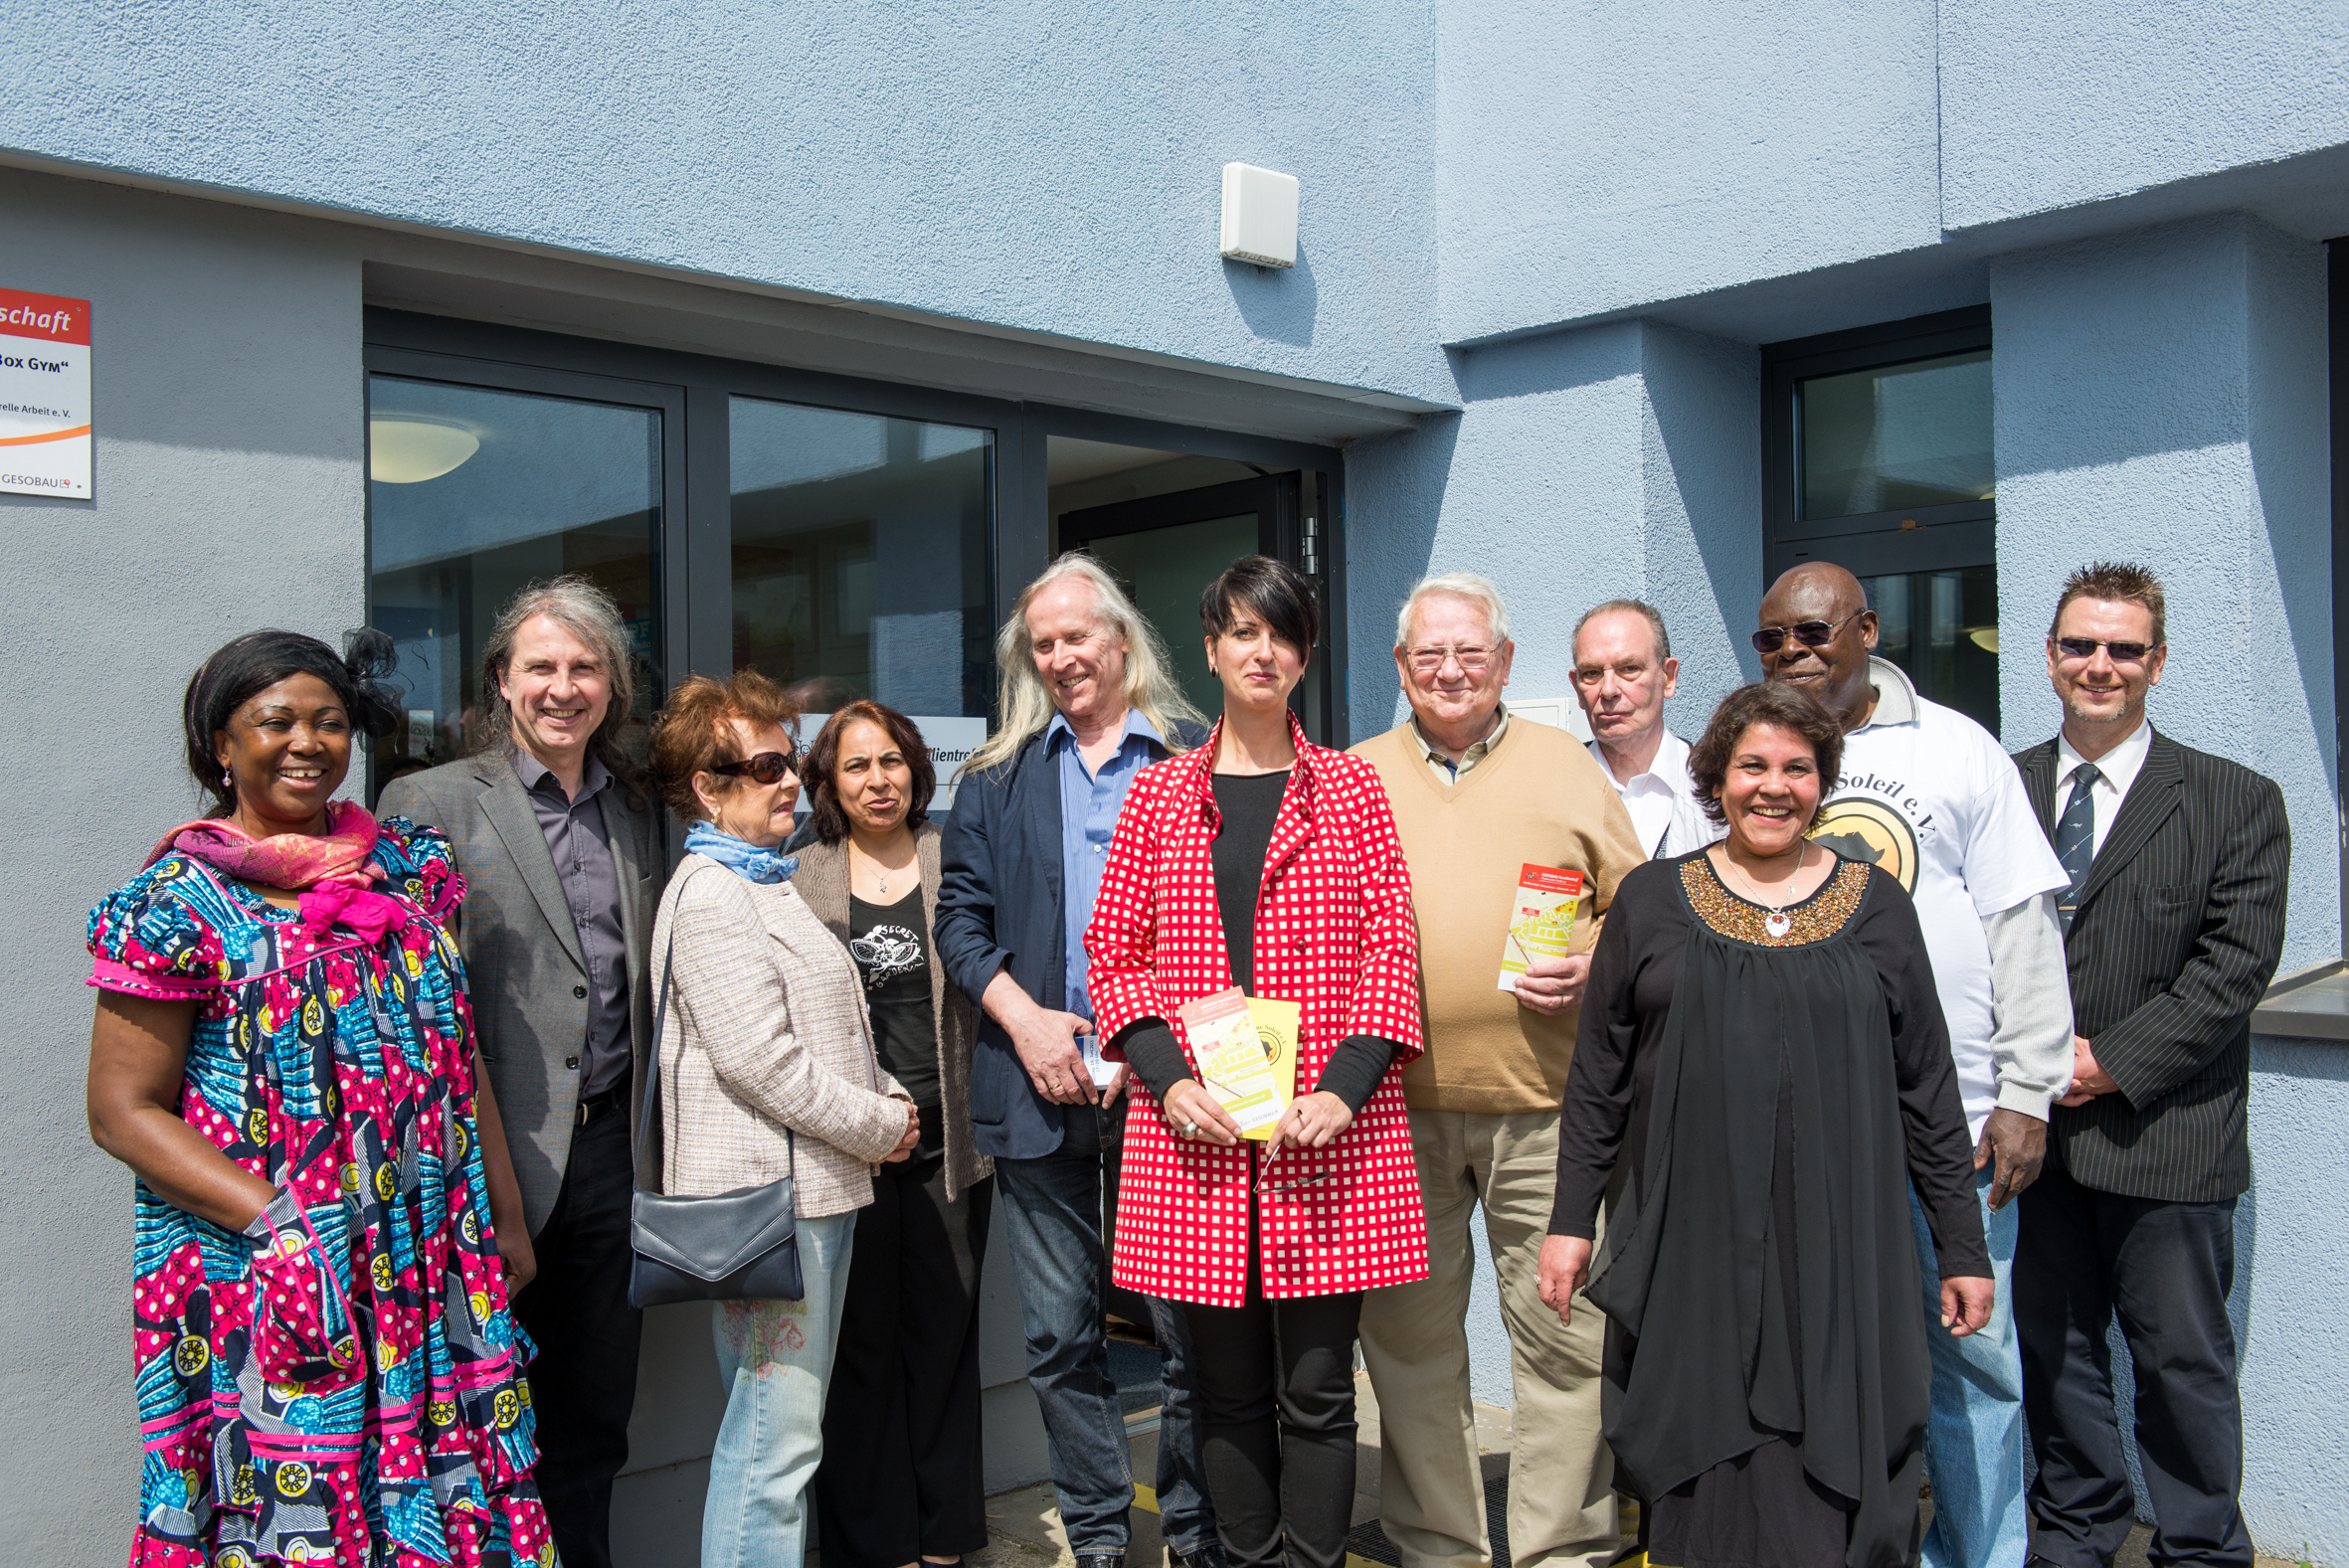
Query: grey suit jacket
379 749 666 1236
791 824 993 1201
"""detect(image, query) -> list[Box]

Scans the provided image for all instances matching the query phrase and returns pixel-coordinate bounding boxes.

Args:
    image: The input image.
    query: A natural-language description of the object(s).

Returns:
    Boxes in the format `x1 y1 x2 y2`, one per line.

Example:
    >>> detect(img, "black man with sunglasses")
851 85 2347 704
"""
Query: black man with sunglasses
1757 562 2074 1568
2010 563 2287 1568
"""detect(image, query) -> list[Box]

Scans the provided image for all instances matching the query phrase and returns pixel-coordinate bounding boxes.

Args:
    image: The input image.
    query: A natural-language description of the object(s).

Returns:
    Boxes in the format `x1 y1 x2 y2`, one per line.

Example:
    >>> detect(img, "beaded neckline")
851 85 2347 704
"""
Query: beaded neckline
1681 852 1869 947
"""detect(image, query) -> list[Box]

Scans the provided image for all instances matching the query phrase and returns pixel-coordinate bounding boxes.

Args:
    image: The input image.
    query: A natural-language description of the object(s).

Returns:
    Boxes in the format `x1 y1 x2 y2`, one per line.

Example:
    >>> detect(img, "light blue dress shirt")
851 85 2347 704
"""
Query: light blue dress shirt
1050 707 1168 1024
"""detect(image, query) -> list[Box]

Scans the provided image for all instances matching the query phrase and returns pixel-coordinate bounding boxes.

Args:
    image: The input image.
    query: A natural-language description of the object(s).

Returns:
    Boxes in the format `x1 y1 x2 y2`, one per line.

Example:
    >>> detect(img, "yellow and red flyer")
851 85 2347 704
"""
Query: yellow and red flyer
0 286 91 499
1180 987 1293 1136
1499 863 1587 991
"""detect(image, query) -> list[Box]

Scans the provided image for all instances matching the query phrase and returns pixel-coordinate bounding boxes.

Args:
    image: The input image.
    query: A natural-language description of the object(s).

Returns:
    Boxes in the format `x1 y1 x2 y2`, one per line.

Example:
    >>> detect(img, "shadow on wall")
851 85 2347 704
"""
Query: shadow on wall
1641 323 1765 701
1224 249 1317 346
1343 406 1462 731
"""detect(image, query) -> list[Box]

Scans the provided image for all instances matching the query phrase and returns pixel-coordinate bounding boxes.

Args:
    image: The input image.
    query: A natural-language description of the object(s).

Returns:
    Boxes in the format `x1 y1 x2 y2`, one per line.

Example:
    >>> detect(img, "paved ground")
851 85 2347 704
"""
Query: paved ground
955 1373 2305 1568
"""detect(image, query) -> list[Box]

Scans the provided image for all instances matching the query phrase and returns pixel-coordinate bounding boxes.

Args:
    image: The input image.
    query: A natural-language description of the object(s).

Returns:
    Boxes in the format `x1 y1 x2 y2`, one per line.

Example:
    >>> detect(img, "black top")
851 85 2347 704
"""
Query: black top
514 748 633 1098
849 887 940 1112
1549 849 1986 1567
1118 770 1397 1115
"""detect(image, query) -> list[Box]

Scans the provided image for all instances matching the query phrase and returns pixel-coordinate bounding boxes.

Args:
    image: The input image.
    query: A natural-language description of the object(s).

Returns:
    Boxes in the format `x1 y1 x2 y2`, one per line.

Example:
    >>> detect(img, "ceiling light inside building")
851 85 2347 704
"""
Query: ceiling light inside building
370 419 480 483
1967 625 2000 653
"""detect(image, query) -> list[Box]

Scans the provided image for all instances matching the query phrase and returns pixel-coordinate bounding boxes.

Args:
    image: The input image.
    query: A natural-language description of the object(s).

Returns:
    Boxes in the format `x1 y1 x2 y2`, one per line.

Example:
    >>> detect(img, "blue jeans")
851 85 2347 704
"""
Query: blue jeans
1909 1165 2029 1568
995 1104 1215 1555
703 1212 857 1568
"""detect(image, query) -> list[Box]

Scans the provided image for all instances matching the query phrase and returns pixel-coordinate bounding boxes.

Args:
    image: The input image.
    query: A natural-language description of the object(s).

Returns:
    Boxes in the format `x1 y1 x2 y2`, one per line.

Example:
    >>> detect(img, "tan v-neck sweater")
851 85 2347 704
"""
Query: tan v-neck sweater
1352 716 1647 1112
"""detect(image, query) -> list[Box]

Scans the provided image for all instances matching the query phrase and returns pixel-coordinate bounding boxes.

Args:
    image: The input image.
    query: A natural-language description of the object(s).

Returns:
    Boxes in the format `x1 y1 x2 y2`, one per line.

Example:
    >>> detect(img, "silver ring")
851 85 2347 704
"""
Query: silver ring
1181 1119 1199 1138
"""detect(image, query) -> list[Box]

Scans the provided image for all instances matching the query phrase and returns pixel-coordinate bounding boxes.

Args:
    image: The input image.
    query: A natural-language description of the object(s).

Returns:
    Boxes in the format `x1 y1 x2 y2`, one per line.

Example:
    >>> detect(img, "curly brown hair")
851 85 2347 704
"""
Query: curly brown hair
1689 682 1845 828
647 670 801 824
804 700 937 844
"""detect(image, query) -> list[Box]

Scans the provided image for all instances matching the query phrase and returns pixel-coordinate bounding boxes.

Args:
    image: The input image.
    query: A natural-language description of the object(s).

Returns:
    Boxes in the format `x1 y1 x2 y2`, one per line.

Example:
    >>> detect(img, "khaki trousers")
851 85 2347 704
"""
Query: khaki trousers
1358 1109 1618 1568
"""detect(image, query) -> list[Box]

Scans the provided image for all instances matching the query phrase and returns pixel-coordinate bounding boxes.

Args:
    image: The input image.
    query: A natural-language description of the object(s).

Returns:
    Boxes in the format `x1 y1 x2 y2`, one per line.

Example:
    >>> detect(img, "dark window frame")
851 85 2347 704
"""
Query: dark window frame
1760 305 1995 583
362 308 1353 742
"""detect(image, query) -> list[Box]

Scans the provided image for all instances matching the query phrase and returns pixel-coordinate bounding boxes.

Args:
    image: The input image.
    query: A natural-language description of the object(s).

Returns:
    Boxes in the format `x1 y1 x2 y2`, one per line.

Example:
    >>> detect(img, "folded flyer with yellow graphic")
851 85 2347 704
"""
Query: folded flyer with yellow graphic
1179 987 1302 1139
1499 863 1587 992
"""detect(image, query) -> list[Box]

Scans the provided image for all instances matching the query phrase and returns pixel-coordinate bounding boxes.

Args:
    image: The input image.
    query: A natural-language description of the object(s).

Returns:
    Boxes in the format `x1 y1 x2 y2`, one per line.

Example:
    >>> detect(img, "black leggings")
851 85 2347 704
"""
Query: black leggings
1181 1275 1362 1568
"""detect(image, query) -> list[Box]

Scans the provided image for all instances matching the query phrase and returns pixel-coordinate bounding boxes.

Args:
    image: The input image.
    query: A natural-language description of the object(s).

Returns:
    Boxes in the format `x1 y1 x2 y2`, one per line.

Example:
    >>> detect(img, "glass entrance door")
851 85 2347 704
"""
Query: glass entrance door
1059 473 1306 733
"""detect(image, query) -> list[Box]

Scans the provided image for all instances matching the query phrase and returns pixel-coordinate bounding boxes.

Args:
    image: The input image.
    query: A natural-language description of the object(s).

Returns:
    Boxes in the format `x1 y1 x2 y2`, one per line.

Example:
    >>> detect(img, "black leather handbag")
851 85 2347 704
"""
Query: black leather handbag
628 923 804 1307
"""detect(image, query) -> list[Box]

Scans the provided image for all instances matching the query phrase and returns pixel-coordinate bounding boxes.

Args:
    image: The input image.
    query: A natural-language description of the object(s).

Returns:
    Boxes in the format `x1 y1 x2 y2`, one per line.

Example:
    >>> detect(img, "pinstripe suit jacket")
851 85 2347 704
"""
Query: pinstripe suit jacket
2012 728 2289 1202
378 751 665 1236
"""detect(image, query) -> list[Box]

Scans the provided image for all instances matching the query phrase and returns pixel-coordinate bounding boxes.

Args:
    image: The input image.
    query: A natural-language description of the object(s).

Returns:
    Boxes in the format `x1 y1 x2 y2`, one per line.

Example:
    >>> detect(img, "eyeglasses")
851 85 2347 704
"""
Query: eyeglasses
712 748 800 784
1406 644 1494 674
2055 636 2154 664
1750 611 1862 655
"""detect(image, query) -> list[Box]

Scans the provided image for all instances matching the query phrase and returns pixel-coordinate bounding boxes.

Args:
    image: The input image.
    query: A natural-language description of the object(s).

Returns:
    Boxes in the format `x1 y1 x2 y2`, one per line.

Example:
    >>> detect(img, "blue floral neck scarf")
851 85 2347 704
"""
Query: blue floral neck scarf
685 821 799 884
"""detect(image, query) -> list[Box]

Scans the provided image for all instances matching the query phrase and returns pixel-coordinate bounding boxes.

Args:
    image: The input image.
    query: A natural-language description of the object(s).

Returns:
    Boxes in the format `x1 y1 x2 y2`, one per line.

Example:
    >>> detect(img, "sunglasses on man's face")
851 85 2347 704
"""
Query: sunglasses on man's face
712 749 800 784
2055 637 2153 665
1749 610 1862 655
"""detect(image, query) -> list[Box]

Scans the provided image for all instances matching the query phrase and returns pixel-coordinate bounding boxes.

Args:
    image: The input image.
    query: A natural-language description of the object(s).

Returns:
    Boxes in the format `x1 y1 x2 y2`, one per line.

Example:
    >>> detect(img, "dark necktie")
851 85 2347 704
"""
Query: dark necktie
2053 762 2101 933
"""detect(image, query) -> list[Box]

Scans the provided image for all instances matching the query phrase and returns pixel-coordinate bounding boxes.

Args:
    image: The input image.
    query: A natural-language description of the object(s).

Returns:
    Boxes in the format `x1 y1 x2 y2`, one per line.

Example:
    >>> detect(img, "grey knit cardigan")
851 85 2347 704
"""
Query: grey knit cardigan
790 822 993 1200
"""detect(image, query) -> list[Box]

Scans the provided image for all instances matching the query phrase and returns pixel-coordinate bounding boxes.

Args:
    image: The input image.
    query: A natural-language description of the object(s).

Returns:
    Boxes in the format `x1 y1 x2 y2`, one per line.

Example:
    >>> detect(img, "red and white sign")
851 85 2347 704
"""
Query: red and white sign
0 286 90 498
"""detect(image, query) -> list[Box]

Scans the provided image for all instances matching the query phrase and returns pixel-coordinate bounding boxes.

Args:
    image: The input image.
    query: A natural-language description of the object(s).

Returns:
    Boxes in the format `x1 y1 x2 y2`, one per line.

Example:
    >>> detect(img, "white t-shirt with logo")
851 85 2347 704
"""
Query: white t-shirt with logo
1812 659 2069 1138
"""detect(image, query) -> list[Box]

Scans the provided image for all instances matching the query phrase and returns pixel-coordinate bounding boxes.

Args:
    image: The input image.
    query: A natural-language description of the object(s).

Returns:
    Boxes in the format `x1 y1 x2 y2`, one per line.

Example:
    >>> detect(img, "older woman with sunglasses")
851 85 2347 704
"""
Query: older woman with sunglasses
645 673 920 1568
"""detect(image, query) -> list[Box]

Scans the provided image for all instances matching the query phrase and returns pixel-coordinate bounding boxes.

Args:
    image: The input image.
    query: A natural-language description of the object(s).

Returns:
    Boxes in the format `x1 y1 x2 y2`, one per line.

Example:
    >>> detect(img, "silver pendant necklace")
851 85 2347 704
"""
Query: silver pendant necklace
1727 852 1804 938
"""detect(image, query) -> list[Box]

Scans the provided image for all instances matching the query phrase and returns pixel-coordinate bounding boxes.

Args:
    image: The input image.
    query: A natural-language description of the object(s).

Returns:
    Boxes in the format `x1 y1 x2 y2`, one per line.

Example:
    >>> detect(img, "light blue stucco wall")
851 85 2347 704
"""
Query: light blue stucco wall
2 0 1450 407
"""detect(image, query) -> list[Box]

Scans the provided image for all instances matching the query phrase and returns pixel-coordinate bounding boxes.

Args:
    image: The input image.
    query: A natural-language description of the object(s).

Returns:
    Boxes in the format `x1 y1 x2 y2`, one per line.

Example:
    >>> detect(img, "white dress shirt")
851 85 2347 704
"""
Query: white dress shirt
1587 728 1720 860
2055 715 2155 859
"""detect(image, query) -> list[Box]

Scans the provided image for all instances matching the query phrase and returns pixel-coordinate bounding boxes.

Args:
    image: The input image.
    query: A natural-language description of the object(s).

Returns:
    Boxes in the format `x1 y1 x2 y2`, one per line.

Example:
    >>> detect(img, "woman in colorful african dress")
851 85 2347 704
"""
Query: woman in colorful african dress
85 628 556 1568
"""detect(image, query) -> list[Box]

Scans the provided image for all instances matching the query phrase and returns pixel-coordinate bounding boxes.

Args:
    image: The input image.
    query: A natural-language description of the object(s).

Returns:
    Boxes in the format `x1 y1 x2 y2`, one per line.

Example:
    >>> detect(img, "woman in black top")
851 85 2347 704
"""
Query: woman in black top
795 701 994 1568
1539 683 1994 1568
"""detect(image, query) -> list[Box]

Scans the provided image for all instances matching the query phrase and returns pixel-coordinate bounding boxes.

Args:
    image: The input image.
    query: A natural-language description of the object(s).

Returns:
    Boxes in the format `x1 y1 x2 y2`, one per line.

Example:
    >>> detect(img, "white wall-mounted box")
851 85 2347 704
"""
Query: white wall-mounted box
1220 162 1299 268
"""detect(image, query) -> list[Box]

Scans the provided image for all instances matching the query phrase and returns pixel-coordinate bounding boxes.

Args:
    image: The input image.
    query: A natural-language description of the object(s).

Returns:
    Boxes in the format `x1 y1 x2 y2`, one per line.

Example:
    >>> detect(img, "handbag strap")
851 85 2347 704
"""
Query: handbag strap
634 859 796 1197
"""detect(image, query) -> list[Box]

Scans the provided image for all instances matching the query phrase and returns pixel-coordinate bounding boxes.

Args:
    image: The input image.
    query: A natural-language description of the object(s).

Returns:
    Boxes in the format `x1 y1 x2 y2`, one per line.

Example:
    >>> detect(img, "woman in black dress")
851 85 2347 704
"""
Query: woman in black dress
796 701 995 1568
1538 682 1994 1568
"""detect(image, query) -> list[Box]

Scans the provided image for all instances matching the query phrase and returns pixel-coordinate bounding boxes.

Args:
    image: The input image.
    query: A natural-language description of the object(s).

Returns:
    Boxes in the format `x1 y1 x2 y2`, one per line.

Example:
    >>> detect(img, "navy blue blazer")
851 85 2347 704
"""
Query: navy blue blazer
935 721 1198 1158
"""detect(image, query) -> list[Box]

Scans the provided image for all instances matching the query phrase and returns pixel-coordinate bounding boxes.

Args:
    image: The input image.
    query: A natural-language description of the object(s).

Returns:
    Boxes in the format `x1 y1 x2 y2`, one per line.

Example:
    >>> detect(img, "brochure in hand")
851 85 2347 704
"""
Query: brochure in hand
1179 987 1302 1138
1499 863 1587 992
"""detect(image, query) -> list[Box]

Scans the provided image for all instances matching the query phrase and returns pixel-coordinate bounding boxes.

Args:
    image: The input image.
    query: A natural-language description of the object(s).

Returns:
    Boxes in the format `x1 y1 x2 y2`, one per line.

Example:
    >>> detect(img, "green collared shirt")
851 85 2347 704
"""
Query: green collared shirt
1414 703 1510 784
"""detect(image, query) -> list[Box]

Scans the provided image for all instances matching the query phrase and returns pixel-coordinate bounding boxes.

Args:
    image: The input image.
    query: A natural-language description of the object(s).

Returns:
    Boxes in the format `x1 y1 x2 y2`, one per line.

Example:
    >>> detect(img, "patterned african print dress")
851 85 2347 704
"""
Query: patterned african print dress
88 818 556 1568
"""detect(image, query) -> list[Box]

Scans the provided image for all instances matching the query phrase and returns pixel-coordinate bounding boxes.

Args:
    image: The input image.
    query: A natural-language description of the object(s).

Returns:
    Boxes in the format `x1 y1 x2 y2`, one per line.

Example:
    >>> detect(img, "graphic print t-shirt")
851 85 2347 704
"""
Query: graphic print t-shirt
1811 659 2068 1138
850 887 941 1111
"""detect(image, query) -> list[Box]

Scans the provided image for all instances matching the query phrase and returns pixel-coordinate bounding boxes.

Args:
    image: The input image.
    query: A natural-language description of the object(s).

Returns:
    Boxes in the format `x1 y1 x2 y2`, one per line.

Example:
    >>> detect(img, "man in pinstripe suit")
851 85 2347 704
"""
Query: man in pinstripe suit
2010 563 2290 1568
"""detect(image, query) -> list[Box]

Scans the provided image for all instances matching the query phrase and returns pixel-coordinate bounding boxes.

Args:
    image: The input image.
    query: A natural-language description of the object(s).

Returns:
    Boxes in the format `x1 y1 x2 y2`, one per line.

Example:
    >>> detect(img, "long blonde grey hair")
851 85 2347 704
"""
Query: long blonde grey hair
961 552 1205 777
473 574 648 805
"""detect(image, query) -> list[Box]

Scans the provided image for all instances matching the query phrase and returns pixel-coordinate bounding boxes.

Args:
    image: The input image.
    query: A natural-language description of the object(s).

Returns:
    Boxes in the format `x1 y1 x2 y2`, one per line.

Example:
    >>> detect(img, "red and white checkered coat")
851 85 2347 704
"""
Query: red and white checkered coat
1086 714 1429 1307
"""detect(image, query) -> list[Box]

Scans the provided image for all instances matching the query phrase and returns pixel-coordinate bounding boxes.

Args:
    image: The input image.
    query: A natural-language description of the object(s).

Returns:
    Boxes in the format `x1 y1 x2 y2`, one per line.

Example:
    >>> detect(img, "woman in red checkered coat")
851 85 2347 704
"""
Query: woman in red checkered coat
1085 556 1428 1568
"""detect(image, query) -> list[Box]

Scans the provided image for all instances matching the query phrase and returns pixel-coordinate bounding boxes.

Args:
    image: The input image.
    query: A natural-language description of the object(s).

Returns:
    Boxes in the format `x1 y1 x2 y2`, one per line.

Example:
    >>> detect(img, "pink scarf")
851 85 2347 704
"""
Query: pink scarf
146 801 406 942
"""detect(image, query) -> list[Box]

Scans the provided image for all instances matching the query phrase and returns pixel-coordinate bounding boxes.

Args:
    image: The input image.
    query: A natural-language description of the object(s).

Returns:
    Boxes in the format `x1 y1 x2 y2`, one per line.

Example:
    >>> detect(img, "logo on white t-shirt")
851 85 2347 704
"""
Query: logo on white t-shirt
1807 796 1920 891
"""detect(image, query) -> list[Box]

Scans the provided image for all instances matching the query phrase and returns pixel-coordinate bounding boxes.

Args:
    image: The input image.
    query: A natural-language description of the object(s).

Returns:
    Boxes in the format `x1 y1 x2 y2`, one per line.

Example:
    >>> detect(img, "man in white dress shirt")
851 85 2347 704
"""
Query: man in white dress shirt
1569 599 1722 860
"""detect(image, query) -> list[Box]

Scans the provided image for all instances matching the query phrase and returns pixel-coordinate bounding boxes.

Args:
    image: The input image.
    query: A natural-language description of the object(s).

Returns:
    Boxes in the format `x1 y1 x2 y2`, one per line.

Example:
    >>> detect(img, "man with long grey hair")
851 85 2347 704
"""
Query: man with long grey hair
379 574 666 1568
936 553 1219 1568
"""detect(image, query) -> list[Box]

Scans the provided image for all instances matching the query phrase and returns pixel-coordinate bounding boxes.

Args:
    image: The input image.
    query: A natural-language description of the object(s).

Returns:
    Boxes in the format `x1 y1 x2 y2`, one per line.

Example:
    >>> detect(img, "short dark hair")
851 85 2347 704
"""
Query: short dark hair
1688 682 1845 827
2051 561 2166 646
183 628 402 814
647 670 802 824
1200 555 1320 661
805 700 938 844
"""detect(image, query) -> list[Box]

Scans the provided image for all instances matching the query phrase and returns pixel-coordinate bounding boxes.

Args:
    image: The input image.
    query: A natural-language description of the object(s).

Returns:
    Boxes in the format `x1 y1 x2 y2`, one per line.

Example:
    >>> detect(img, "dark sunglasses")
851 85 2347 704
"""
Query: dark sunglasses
1750 610 1862 655
712 748 800 784
2055 636 2153 664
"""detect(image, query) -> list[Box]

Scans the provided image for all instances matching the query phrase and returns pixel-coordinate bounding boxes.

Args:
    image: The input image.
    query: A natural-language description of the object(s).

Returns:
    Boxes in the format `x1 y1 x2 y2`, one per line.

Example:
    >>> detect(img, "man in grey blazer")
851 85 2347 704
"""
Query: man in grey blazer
2011 563 2289 1568
378 577 665 1568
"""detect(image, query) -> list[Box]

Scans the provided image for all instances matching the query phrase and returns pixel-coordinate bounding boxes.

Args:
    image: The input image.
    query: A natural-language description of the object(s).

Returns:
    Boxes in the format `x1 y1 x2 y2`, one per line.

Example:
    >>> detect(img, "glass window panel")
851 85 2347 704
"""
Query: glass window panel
1860 564 2000 735
1799 349 1993 520
367 375 663 782
1083 513 1264 722
729 396 993 778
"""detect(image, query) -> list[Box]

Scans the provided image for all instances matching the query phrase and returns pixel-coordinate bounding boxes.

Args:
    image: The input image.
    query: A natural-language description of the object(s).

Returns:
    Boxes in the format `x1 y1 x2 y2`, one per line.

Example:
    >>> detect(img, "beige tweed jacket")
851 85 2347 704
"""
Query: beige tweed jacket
648 853 911 1218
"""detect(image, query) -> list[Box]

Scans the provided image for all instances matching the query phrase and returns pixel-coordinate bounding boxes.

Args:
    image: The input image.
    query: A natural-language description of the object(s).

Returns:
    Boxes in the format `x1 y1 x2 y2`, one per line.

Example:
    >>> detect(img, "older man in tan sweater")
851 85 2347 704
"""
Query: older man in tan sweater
1353 574 1645 1568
